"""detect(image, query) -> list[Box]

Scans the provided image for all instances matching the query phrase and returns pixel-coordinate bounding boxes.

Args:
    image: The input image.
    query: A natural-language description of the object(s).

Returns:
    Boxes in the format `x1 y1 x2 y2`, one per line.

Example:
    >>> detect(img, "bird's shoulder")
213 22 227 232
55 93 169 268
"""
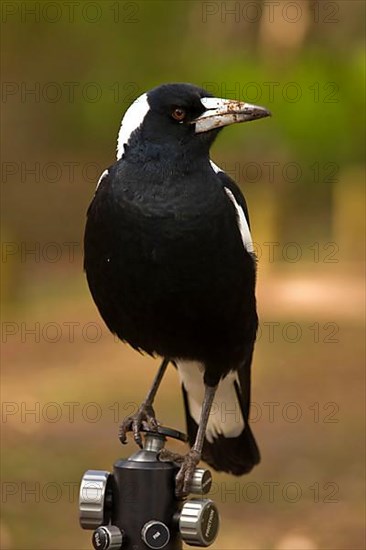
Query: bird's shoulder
211 164 251 229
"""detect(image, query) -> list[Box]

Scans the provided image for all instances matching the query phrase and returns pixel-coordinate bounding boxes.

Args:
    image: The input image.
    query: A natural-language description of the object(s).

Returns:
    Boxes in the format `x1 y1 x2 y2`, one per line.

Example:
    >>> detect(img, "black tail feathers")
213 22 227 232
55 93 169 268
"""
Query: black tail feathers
182 383 260 475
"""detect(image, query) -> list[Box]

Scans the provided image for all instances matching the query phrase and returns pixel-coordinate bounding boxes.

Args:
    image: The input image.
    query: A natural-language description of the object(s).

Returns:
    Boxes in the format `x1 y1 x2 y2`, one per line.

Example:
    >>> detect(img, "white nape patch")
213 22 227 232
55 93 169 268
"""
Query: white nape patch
116 93 150 160
209 160 222 174
176 360 244 443
224 187 254 253
96 169 109 190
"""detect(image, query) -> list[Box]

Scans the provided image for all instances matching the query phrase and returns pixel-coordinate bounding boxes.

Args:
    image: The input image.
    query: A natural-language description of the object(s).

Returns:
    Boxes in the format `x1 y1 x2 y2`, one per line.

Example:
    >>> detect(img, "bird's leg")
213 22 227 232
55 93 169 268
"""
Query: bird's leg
119 358 169 447
161 383 217 497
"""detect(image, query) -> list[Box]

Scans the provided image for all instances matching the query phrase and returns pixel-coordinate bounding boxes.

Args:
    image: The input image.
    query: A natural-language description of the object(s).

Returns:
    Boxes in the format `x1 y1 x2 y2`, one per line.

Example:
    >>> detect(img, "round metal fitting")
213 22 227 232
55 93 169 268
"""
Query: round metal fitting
141 520 170 549
79 470 112 529
179 499 219 547
92 525 123 550
188 469 212 495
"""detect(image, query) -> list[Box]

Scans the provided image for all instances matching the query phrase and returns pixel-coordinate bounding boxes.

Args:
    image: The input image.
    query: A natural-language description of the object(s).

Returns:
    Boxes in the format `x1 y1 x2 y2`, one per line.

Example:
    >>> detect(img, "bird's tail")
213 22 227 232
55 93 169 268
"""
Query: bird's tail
177 360 260 475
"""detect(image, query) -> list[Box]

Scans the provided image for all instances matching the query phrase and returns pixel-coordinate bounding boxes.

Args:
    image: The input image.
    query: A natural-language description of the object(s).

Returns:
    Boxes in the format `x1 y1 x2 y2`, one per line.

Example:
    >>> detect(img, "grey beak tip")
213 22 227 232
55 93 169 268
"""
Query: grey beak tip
257 108 272 119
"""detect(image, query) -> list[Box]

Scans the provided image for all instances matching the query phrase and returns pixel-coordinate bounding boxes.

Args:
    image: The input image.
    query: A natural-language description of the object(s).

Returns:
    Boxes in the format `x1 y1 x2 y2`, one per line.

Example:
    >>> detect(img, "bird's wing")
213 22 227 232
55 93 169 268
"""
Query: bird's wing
210 163 255 255
175 164 259 474
212 163 252 228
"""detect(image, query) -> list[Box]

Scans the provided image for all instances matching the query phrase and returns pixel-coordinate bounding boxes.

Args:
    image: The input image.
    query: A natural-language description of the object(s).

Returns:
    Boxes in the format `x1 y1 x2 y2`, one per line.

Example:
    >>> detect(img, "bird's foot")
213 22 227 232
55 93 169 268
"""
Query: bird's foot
118 402 158 448
159 448 201 497
176 449 201 497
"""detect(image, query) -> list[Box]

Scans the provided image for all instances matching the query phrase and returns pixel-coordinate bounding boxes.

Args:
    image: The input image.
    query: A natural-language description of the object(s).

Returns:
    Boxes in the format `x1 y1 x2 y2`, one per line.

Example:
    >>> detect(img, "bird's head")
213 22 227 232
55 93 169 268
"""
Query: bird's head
117 83 270 160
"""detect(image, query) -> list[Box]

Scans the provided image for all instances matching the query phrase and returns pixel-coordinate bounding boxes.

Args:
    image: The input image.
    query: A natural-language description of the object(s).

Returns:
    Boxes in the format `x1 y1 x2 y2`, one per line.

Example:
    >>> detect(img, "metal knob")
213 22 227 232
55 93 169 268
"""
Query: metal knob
79 470 112 529
179 499 219 547
141 520 170 549
92 526 124 550
188 469 212 495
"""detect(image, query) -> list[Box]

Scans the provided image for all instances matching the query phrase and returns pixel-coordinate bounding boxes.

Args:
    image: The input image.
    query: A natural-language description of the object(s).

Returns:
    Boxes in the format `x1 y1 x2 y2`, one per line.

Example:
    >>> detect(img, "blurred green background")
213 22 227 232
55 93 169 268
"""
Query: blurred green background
1 1 365 549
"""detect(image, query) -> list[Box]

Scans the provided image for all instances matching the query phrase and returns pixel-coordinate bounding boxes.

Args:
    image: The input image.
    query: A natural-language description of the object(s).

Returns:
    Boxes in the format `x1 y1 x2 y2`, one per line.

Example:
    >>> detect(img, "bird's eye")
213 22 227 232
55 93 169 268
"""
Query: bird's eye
171 107 186 121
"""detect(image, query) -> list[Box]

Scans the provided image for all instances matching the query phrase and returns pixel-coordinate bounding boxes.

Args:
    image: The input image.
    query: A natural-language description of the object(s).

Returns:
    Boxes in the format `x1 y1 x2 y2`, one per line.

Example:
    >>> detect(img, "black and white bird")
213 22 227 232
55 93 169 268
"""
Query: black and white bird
84 83 270 494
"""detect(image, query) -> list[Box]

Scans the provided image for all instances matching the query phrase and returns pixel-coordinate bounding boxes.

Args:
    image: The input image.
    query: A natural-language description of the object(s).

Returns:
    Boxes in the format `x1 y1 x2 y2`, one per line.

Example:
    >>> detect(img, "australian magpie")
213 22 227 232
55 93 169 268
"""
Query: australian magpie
84 83 270 495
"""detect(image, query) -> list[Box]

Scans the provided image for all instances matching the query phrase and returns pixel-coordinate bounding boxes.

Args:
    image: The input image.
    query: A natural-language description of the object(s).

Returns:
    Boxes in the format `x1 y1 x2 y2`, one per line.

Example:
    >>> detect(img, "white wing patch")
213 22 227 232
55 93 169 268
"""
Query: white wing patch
116 93 150 160
209 160 222 174
96 169 109 190
176 360 244 443
224 187 254 253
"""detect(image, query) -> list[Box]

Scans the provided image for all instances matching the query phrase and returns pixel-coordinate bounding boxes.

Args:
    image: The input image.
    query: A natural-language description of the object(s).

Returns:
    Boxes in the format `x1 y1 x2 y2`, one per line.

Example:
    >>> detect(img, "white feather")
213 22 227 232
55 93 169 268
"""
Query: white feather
224 187 254 253
209 160 222 174
116 93 150 160
176 360 244 443
96 169 109 190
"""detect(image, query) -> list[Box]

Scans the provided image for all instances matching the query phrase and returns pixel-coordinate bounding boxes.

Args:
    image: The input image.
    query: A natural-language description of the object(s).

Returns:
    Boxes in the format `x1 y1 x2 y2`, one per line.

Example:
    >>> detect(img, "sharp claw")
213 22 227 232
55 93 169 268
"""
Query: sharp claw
119 432 127 444
118 421 130 444
118 404 159 447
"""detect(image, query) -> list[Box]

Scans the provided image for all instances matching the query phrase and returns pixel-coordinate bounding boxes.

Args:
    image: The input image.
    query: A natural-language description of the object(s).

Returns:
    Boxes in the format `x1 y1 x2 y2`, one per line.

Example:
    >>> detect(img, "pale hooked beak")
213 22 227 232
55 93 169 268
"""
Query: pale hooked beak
192 97 271 134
